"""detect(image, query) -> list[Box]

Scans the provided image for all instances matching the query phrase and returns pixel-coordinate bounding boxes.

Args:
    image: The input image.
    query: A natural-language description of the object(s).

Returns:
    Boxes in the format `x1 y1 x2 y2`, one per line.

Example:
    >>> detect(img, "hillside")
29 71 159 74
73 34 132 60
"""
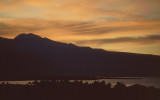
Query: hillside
0 33 159 80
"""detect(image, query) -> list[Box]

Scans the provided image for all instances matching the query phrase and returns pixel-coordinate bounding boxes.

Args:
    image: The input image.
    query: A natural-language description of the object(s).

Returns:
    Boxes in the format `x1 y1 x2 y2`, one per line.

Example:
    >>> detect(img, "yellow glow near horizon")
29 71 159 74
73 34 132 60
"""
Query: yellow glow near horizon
0 0 160 55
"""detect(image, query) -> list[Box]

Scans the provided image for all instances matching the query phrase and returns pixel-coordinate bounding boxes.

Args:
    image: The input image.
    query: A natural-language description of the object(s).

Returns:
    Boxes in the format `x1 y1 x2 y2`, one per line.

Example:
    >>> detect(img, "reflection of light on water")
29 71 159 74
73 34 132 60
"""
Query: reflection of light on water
0 80 34 84
0 77 160 88
77 77 160 88
70 79 140 88
97 77 160 88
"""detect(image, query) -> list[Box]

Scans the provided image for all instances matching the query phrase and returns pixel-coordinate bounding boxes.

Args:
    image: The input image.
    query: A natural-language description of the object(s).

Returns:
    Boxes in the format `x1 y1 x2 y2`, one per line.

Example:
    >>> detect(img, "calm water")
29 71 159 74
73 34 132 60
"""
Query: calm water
82 77 160 88
1 77 160 88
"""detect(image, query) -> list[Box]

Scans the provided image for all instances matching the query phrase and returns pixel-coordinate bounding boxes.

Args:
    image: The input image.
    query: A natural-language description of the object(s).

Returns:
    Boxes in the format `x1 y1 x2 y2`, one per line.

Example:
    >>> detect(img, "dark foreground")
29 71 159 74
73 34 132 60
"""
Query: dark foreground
0 80 160 100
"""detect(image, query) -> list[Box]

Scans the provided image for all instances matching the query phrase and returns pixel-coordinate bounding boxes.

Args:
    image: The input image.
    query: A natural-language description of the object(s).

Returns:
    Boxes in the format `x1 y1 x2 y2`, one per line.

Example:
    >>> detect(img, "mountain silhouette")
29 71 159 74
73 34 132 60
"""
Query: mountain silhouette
0 33 160 80
14 33 42 40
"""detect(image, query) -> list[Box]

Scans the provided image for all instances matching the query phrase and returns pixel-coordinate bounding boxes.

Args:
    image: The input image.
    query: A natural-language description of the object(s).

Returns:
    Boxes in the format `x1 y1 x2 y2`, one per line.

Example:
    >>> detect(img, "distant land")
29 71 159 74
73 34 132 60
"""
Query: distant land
0 33 160 80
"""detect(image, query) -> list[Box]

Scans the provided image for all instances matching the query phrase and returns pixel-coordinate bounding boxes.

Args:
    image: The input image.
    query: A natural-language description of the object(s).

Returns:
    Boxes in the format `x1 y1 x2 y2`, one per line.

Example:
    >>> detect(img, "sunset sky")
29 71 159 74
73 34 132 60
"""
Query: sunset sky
0 0 160 55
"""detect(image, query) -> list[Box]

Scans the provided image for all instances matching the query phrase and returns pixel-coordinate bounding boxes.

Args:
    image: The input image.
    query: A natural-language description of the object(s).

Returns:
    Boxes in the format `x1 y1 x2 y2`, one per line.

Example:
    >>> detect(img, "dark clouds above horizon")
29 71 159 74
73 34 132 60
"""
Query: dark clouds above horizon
0 0 160 55
76 35 160 45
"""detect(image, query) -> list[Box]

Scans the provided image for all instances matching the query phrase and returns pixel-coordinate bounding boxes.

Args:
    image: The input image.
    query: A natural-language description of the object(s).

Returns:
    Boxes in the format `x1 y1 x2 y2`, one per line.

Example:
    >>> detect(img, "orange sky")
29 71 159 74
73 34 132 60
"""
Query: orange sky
0 0 160 55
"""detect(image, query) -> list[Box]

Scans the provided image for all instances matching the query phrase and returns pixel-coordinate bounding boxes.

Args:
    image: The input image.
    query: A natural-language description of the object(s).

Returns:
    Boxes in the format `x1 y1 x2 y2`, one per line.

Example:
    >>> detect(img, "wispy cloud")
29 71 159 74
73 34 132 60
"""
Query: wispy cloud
1 0 160 21
76 35 160 45
0 0 160 55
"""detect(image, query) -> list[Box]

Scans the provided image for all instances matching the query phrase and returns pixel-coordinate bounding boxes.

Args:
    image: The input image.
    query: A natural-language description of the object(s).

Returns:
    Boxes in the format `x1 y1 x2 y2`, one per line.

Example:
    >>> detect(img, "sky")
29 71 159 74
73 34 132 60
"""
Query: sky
0 0 160 55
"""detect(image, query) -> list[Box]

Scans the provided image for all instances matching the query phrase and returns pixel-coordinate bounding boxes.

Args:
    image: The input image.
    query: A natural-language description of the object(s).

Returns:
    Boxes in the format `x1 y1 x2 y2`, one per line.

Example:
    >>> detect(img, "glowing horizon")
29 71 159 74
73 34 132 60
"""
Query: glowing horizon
0 0 160 55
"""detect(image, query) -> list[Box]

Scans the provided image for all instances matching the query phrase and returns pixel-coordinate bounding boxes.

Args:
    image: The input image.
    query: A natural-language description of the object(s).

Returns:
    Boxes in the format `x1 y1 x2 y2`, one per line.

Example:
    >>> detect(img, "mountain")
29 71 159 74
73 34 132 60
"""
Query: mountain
0 33 160 80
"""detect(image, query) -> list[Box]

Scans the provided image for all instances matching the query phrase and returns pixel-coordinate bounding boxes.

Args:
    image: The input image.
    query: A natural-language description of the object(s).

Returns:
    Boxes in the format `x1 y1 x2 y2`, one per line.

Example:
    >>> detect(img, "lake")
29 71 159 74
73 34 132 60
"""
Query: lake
0 77 160 88
82 77 160 88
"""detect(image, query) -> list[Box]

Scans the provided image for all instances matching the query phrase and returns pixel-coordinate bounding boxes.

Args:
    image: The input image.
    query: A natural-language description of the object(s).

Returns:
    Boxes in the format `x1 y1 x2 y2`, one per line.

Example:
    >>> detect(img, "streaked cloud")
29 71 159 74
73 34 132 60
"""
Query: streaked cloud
76 35 160 45
0 0 160 55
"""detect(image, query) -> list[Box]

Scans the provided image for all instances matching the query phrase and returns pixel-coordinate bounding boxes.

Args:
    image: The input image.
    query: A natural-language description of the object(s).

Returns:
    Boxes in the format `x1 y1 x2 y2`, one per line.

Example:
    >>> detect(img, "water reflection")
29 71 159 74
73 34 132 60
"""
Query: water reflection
0 77 160 88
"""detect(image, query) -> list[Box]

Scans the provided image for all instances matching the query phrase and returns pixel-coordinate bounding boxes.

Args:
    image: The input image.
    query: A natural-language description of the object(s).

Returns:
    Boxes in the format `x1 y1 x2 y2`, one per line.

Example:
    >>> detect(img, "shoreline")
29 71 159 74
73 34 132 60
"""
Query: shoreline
0 77 143 81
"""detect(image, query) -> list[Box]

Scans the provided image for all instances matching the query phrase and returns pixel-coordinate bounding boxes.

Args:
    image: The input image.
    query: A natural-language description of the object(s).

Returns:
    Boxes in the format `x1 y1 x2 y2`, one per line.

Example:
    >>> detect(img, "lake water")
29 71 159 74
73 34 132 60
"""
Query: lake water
83 77 160 88
0 77 160 88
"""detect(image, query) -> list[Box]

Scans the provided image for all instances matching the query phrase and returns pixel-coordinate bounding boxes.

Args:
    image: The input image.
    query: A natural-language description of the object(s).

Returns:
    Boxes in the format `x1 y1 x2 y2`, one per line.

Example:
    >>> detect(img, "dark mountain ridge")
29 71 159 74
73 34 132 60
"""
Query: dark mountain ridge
0 33 160 80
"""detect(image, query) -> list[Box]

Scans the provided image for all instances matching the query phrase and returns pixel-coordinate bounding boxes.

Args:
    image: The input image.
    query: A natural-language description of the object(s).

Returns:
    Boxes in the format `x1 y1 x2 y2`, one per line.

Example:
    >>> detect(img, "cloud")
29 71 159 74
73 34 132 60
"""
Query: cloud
1 0 160 21
76 35 160 45
0 0 160 55
70 21 160 35
0 18 160 39
0 18 97 38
